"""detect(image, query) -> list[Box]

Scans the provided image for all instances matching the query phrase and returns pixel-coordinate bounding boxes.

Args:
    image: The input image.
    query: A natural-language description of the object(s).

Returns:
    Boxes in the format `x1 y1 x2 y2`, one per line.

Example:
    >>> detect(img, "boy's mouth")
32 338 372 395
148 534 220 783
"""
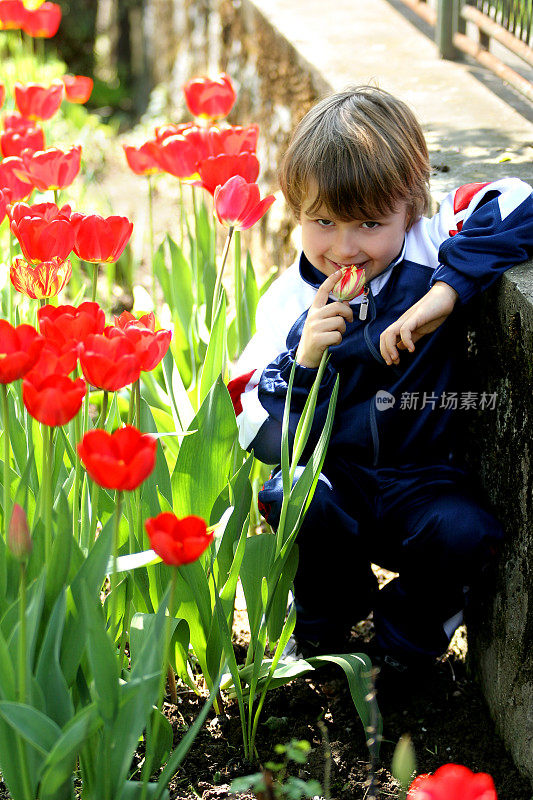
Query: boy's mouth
329 258 369 270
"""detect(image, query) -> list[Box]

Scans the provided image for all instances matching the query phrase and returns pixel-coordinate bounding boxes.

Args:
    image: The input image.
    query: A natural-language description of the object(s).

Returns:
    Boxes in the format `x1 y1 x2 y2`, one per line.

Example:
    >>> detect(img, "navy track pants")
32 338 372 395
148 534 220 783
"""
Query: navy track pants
258 460 503 662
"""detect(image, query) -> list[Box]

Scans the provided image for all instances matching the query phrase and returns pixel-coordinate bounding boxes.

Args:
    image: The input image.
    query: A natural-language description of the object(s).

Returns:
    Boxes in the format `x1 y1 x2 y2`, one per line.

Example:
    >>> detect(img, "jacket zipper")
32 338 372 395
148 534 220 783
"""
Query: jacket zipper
362 285 381 466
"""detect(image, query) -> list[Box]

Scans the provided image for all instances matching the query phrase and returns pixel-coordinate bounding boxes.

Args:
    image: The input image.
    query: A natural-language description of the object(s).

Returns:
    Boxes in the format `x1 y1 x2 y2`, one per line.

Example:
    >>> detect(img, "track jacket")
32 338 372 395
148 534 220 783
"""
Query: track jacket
228 179 533 468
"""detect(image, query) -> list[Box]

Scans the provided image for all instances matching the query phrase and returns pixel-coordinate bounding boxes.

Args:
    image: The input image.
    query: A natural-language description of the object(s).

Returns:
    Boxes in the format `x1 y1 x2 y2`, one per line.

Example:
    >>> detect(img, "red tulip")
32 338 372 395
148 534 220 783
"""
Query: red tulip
407 765 497 800
105 323 172 373
71 213 133 263
0 157 33 202
21 145 81 191
79 333 140 391
0 83 5 110
8 504 32 560
123 141 160 176
23 372 85 426
0 189 6 225
145 513 213 566
198 152 260 196
0 0 27 29
0 320 44 384
183 73 236 121
113 310 155 331
154 122 191 143
1 124 45 157
25 340 79 379
3 112 36 132
11 206 74 262
23 2 61 37
62 74 93 104
14 81 63 121
10 256 72 299
8 200 71 224
210 124 259 156
214 175 275 231
153 134 199 181
38 301 105 347
77 426 157 491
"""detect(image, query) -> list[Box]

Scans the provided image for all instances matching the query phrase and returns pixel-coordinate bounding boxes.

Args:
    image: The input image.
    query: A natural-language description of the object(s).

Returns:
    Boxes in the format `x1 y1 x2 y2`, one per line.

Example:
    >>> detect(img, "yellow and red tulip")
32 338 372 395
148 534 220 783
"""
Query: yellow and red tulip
331 264 366 301
10 256 72 299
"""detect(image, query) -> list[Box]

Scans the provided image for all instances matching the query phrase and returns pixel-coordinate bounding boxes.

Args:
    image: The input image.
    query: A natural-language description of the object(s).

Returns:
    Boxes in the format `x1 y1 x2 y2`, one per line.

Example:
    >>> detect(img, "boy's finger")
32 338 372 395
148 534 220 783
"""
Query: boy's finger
313 270 342 307
399 324 416 353
321 300 353 321
380 328 400 365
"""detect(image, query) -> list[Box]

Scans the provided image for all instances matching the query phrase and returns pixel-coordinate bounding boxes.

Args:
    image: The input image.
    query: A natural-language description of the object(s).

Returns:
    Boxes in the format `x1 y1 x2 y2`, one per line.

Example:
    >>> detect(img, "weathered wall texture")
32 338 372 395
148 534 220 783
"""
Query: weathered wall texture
465 265 533 780
141 0 533 781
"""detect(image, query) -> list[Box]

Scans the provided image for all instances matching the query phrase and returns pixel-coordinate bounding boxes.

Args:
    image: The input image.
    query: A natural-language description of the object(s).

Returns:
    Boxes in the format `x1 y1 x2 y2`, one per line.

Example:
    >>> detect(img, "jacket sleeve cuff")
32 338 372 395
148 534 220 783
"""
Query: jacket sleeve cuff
281 348 337 388
430 265 478 304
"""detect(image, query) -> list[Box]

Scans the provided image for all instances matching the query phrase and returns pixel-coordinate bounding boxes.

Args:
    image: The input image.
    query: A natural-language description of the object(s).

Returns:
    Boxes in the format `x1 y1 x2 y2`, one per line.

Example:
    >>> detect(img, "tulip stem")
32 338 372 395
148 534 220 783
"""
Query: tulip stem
179 181 185 248
43 425 54 565
109 490 124 643
54 189 59 206
91 263 99 303
211 226 234 327
1 384 10 543
127 386 135 426
18 560 27 703
148 176 155 301
191 185 199 307
234 230 242 352
8 232 14 325
101 390 109 427
16 557 33 800
135 380 141 429
141 567 178 798
73 410 82 545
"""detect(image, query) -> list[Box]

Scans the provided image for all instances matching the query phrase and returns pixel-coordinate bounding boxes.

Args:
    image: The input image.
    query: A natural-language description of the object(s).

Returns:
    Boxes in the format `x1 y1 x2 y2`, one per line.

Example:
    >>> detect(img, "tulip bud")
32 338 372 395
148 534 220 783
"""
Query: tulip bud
331 265 366 301
8 504 32 559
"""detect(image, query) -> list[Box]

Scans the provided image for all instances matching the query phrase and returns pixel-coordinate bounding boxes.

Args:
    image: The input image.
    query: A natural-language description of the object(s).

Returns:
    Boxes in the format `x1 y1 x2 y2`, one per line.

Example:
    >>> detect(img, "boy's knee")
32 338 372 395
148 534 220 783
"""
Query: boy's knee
412 493 503 563
258 470 333 529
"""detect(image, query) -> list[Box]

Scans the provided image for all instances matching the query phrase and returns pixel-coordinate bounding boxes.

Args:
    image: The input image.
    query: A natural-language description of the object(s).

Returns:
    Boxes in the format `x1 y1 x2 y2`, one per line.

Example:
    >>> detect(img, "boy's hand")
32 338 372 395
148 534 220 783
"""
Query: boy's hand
380 281 459 366
296 270 354 368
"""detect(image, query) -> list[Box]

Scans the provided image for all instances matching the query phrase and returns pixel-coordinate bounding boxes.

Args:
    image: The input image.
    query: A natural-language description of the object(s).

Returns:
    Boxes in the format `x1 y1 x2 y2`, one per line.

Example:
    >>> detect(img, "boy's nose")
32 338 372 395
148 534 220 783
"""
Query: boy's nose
333 229 362 262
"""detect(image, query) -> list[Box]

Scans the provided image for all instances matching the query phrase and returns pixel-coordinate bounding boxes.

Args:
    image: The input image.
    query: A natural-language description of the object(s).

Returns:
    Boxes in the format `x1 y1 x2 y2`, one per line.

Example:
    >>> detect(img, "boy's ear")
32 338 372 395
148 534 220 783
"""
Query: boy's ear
405 204 416 231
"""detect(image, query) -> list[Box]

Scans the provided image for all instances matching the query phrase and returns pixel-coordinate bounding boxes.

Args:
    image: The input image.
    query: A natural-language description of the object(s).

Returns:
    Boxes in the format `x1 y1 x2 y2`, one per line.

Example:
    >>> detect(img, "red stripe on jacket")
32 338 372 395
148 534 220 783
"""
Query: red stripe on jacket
227 369 256 416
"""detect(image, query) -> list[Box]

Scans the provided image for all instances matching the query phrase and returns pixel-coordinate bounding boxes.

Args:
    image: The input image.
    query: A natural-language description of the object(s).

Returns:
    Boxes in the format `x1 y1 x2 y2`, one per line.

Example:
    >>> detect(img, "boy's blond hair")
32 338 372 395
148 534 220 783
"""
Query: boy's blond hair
279 86 431 228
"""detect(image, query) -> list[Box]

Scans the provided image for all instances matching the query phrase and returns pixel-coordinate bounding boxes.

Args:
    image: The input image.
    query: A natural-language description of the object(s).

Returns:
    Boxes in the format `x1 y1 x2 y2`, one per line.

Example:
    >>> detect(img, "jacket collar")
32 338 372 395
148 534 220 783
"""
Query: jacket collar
299 239 406 303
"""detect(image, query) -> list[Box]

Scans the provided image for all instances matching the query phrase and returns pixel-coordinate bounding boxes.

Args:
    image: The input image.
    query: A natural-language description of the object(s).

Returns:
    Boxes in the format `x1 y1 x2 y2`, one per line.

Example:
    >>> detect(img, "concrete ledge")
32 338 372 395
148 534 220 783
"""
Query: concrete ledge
465 262 533 781
141 0 533 782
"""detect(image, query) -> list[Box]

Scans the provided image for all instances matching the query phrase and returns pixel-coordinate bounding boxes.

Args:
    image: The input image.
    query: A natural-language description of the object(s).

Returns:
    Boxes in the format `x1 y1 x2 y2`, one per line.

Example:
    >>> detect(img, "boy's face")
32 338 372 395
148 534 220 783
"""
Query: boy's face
300 196 410 283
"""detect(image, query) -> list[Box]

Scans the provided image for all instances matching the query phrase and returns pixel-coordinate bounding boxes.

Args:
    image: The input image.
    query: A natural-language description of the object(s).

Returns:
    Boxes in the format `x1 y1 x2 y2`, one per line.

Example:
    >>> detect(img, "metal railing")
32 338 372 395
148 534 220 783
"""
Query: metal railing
392 0 533 103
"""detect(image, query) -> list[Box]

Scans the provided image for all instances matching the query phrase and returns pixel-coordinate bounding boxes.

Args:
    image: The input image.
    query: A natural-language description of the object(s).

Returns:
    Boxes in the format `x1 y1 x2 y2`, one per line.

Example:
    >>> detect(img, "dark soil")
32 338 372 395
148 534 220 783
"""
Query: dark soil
0 621 529 800
159 615 532 800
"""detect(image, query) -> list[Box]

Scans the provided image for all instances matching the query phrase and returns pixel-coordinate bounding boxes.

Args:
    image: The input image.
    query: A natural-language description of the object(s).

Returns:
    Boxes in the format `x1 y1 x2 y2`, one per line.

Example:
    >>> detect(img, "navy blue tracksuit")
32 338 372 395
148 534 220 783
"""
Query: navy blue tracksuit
229 179 533 661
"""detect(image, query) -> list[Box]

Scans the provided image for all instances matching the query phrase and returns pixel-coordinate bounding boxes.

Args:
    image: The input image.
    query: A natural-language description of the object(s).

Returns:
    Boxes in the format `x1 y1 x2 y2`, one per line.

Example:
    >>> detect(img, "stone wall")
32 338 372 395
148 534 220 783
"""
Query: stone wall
141 0 533 781
465 265 533 780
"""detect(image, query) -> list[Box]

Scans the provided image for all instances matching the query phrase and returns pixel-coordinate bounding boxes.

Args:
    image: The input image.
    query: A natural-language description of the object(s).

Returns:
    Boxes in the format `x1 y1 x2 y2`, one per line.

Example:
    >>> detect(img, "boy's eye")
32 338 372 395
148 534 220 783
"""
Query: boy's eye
316 218 334 227
361 221 380 229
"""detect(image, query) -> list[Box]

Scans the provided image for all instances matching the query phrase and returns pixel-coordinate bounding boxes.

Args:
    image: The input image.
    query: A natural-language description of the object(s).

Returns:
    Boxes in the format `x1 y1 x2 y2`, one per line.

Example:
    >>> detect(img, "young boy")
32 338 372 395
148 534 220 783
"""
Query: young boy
228 86 533 672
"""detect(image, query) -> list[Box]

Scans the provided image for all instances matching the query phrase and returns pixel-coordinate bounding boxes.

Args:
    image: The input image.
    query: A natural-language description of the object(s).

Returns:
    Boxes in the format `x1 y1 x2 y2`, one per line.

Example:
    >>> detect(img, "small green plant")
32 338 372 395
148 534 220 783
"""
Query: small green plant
231 739 323 800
